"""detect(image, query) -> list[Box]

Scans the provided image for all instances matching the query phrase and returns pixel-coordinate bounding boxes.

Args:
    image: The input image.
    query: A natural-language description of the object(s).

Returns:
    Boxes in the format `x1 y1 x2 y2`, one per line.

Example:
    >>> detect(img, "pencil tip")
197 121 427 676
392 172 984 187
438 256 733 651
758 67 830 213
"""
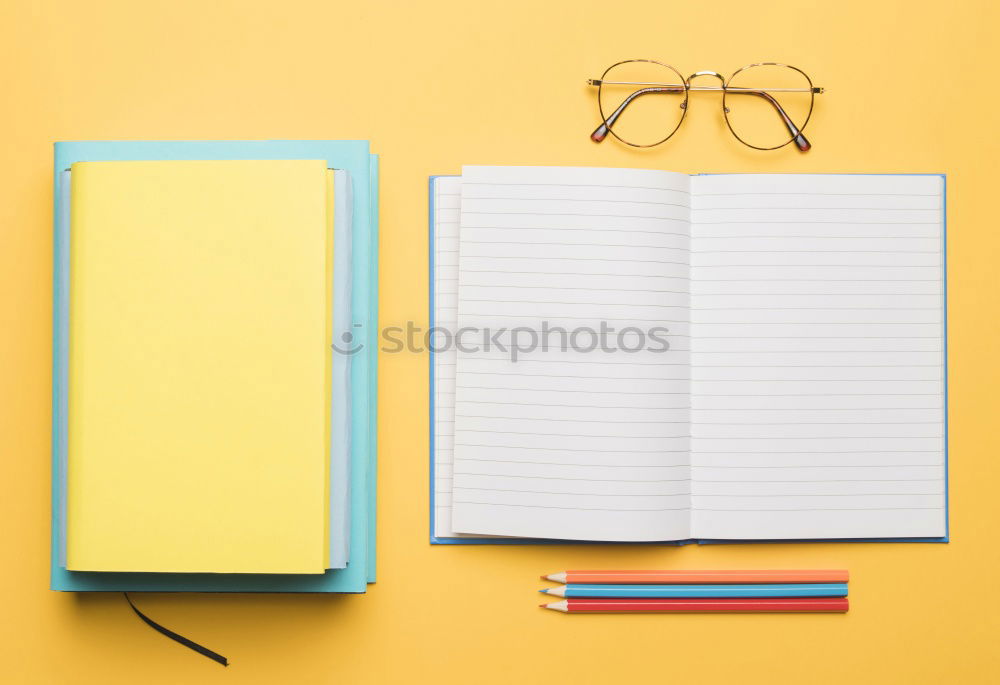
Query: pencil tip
538 588 550 594
539 604 548 608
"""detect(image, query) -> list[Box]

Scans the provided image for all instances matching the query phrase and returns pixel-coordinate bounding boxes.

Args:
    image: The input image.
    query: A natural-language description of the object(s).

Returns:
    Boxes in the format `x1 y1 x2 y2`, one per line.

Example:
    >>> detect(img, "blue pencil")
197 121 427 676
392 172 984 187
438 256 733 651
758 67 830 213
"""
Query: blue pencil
540 583 848 599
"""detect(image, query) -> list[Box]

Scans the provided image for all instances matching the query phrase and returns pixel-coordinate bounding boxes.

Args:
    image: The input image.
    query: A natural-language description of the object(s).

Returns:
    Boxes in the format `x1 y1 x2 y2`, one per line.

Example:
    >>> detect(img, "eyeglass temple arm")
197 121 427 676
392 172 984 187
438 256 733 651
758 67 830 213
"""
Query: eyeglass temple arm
590 85 686 143
590 83 813 151
726 89 811 151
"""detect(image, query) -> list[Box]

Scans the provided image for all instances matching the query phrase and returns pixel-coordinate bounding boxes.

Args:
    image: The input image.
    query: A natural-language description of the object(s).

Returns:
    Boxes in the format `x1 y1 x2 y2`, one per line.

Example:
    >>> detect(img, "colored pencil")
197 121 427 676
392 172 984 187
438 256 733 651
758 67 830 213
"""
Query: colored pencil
540 597 849 613
540 583 848 599
541 569 849 584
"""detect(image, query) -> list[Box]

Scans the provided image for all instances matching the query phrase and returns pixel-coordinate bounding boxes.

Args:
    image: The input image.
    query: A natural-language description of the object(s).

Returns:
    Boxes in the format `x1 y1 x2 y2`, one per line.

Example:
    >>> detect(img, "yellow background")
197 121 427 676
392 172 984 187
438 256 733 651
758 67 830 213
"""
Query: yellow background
1 0 998 682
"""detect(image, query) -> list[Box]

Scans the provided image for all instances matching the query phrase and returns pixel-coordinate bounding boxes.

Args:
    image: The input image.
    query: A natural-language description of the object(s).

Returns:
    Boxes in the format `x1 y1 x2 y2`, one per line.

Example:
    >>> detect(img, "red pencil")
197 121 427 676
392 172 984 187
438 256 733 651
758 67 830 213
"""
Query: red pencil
540 597 849 613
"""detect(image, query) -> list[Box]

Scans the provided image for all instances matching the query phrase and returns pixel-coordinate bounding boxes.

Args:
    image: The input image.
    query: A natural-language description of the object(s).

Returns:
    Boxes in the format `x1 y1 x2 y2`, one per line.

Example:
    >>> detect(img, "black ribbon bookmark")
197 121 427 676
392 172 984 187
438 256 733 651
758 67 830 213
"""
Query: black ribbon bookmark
124 593 229 667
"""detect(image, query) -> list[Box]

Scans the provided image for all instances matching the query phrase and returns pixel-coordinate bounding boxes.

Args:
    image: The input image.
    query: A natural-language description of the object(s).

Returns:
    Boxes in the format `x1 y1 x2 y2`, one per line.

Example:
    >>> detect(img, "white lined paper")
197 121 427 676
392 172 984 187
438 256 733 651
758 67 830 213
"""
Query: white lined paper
450 167 693 541
689 174 946 539
431 177 477 539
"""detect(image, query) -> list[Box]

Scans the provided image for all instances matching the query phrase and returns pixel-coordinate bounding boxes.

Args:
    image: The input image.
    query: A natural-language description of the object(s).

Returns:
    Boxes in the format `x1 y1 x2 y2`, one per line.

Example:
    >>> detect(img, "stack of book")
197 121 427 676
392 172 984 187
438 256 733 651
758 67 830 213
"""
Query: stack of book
51 141 378 594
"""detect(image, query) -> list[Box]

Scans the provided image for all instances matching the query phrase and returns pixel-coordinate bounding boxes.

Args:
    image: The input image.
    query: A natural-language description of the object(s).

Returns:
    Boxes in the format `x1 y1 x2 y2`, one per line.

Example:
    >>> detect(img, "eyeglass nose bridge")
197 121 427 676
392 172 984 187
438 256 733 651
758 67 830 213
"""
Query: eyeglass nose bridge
680 71 726 110
687 70 726 85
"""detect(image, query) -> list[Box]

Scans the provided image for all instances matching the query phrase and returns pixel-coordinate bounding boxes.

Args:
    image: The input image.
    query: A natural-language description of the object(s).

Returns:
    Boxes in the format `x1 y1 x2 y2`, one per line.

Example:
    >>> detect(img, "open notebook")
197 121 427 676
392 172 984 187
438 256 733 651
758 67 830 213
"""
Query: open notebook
430 166 947 544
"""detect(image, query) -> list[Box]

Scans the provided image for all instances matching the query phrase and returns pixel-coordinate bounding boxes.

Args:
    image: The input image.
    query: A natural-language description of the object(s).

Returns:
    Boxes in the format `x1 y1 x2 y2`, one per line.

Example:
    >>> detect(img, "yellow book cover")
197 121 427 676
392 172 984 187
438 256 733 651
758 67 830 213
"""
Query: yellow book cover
66 159 330 574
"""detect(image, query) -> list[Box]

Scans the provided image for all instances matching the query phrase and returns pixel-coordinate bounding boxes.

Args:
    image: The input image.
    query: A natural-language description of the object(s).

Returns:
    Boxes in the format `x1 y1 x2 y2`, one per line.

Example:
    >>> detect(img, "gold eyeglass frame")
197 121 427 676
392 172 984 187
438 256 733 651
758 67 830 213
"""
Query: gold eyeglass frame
589 60 824 151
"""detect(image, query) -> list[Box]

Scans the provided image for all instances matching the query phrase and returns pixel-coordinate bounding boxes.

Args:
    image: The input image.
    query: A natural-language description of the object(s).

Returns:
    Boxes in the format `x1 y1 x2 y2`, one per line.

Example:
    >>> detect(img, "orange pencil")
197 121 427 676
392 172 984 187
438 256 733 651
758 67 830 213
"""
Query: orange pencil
542 569 849 585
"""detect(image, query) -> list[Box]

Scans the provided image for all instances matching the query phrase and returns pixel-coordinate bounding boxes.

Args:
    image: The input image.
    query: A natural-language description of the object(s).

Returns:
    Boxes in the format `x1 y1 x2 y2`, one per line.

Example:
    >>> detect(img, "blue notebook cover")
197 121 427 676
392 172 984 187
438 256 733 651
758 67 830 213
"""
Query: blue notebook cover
427 173 948 546
366 155 380 582
51 141 378 592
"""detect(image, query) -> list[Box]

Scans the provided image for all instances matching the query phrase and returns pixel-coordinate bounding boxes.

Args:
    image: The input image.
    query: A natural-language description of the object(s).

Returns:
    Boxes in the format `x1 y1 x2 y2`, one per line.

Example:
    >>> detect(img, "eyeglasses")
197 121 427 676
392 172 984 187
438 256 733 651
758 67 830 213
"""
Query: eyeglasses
589 60 824 151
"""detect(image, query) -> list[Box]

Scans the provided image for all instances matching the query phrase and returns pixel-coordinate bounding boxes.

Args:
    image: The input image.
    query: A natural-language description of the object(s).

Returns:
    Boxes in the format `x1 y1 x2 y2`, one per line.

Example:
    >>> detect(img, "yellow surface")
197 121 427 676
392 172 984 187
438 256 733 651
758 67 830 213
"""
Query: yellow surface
1 0 999 681
66 160 329 574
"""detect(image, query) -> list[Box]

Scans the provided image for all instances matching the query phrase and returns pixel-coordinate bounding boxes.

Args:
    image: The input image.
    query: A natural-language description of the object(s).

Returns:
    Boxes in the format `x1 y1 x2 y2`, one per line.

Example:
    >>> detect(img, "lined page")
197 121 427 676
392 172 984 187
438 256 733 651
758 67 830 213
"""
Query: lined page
689 174 946 539
451 166 692 541
432 176 489 539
